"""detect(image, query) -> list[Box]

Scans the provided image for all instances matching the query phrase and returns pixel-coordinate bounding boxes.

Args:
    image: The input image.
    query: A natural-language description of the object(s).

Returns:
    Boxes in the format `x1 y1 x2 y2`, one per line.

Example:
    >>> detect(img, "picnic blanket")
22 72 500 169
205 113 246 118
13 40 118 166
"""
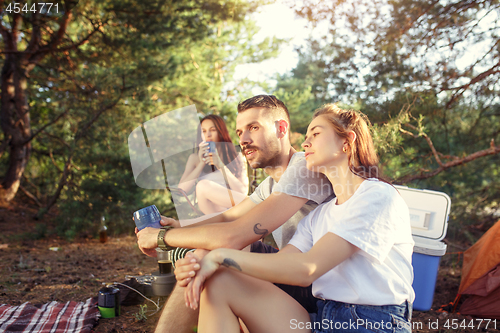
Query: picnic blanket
0 297 99 333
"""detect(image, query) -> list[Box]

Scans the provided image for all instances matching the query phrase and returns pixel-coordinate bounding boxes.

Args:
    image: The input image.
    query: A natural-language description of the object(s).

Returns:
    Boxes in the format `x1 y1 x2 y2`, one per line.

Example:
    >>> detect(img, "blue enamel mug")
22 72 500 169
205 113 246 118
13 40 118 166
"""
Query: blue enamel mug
133 205 162 230
207 141 216 153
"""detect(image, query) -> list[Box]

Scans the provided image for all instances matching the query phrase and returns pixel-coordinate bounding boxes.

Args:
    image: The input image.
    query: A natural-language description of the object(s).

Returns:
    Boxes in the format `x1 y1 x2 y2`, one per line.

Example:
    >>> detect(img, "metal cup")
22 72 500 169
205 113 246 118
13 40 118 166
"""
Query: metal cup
152 273 176 296
207 141 216 153
206 141 216 166
133 205 162 231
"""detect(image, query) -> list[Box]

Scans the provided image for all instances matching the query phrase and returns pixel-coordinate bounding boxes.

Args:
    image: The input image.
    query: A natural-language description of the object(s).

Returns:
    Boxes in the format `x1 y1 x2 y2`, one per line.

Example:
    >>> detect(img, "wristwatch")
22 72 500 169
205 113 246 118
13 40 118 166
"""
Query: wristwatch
157 226 175 251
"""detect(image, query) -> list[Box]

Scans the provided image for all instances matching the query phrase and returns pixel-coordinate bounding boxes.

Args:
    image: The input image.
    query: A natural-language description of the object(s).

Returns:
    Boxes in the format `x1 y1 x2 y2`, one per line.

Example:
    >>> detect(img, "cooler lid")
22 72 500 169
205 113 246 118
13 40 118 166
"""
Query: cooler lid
413 238 447 256
395 185 451 242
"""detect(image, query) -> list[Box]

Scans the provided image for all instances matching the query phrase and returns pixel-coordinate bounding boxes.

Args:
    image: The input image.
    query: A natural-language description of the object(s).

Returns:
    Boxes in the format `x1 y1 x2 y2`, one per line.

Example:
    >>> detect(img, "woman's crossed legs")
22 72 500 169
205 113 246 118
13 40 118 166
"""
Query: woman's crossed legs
196 179 247 214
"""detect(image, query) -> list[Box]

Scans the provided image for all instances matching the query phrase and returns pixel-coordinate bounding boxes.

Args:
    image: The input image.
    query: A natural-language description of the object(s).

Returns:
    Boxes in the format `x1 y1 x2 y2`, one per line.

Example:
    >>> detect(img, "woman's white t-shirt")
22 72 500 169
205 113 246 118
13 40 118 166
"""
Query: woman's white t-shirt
288 179 415 306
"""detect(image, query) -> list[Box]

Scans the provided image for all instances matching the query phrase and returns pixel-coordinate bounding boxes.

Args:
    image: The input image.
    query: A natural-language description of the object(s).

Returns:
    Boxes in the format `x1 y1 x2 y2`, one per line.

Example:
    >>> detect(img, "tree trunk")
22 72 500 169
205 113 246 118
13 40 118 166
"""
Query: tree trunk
0 56 32 202
0 10 73 203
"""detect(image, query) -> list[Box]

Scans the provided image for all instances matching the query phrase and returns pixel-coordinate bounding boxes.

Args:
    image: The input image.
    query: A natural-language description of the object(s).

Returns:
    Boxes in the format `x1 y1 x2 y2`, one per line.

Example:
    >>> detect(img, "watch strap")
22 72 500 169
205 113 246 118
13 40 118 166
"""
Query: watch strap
157 226 174 251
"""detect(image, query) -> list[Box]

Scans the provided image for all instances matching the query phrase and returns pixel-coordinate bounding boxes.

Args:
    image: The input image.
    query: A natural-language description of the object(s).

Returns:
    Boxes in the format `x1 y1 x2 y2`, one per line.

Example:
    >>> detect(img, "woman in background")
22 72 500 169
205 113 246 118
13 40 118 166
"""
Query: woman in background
178 114 248 215
177 105 414 333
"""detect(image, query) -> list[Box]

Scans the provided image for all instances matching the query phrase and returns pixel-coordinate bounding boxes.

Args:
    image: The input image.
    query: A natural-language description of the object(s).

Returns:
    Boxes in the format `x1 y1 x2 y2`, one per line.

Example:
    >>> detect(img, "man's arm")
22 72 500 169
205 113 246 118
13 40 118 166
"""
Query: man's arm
136 193 308 252
135 196 257 256
179 197 256 227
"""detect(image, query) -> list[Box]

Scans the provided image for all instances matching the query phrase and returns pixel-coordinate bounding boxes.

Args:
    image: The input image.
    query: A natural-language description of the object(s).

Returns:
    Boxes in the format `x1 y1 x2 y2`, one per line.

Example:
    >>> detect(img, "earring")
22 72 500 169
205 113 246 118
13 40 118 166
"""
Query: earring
343 146 347 153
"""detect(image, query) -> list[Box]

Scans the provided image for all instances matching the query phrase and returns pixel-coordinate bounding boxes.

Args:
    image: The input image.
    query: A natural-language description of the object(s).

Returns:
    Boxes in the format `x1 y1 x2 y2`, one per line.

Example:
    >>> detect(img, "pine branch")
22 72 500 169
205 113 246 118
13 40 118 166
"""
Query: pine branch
444 58 500 109
43 153 73 214
22 108 71 145
41 95 124 217
49 150 62 173
40 131 71 148
75 96 122 140
48 23 102 54
396 139 500 183
19 185 43 207
25 12 41 54
22 174 42 200
403 123 444 167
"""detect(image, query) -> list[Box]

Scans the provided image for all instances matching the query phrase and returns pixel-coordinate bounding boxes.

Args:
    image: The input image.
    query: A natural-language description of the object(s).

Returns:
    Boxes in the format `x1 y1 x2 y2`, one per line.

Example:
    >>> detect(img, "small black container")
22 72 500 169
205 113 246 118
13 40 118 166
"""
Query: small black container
98 286 121 318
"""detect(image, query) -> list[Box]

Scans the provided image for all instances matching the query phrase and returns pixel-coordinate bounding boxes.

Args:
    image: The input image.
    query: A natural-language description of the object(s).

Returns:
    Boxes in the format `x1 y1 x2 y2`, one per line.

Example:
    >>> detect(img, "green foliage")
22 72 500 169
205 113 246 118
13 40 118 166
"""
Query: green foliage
274 84 314 133
366 93 500 236
283 0 500 242
33 223 48 240
1 0 282 237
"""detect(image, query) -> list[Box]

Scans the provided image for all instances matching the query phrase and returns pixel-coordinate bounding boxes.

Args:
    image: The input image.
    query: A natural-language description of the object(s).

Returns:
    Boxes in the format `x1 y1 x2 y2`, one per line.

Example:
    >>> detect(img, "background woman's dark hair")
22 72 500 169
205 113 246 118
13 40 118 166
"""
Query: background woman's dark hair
313 104 388 182
197 114 242 178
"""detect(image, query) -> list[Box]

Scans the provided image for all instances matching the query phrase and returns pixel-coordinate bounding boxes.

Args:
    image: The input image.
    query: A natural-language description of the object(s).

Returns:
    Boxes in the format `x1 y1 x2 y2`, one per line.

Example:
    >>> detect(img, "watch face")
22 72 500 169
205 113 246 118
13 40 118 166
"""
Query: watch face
158 229 166 248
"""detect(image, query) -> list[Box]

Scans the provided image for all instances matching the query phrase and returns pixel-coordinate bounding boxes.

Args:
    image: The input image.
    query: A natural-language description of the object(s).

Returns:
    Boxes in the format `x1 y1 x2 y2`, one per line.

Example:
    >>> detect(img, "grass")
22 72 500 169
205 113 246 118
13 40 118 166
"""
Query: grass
133 304 148 322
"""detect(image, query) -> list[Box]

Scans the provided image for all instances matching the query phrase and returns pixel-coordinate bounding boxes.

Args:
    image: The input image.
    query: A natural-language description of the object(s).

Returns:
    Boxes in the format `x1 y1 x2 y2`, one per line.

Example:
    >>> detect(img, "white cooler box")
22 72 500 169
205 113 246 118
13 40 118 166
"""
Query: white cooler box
395 186 451 311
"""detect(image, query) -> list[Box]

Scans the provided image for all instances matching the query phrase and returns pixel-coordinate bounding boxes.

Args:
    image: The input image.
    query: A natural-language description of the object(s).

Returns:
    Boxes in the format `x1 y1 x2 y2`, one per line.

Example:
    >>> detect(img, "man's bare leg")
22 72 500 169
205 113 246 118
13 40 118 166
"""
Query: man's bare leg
155 284 198 333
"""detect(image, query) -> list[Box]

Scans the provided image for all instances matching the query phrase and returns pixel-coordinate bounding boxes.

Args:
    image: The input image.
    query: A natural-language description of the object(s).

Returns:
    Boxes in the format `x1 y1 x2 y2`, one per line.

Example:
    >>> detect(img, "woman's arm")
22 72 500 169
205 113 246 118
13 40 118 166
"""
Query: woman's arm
175 243 299 286
177 153 206 193
185 233 358 309
236 154 249 191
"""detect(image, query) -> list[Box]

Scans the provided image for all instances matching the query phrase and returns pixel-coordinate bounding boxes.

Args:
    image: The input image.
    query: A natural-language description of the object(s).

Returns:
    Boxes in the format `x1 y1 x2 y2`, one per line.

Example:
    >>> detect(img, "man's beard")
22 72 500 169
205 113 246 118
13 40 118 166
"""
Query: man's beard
244 140 281 169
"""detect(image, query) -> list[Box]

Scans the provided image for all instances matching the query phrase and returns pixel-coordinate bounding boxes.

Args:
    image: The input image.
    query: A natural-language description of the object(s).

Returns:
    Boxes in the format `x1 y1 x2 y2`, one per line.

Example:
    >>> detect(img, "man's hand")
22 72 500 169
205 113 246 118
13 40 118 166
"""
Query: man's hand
136 227 161 257
160 215 181 228
174 249 209 287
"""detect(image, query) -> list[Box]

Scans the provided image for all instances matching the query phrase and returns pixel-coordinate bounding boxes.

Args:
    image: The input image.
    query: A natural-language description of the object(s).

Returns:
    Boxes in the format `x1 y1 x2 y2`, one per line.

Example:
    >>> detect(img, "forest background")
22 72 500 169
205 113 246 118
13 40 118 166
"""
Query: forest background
1 0 499 245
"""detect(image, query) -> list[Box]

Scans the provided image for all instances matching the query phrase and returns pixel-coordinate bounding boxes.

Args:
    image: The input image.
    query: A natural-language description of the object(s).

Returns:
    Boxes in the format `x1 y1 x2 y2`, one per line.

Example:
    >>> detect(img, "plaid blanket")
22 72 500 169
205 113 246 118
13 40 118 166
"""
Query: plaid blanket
0 297 99 333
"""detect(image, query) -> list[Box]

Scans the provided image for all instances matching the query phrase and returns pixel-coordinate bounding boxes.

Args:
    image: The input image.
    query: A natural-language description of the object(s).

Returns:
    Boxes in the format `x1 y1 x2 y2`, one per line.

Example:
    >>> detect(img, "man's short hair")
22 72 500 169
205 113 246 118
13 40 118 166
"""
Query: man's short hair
237 95 290 124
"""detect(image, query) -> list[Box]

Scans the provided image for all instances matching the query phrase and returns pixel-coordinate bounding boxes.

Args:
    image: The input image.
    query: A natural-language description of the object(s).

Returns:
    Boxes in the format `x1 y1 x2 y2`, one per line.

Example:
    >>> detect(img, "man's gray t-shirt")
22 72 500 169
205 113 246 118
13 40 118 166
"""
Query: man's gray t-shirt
249 152 334 249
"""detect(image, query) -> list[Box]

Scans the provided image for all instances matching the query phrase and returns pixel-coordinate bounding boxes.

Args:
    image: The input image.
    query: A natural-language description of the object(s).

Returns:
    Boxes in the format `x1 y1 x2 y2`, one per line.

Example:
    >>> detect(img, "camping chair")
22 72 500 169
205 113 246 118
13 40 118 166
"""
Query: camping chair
167 186 204 218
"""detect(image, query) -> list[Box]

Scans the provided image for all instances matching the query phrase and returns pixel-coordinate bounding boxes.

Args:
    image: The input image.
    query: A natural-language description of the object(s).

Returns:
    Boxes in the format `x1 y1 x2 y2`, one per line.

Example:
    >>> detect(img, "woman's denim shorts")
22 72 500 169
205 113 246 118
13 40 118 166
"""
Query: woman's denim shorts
309 299 412 333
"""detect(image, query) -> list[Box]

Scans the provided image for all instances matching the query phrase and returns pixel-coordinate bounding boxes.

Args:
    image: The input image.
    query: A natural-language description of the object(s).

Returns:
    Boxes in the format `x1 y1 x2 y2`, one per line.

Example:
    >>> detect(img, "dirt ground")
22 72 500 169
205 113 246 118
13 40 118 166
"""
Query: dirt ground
1 201 499 333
